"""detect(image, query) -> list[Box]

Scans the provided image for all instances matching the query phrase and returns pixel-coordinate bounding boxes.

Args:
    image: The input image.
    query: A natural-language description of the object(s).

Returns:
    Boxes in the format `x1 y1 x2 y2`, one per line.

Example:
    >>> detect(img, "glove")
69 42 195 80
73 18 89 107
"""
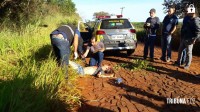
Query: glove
74 52 78 60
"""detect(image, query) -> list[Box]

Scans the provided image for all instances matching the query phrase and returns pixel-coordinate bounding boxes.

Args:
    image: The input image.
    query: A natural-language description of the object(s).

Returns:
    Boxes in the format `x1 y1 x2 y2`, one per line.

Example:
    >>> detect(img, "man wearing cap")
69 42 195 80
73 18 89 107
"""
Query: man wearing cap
161 7 178 62
143 8 160 61
50 24 84 66
175 4 200 69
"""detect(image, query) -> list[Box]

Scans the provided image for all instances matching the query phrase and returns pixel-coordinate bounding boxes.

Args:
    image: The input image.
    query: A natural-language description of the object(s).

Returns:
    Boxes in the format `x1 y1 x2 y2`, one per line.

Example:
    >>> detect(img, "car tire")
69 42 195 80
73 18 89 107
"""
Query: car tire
127 49 135 56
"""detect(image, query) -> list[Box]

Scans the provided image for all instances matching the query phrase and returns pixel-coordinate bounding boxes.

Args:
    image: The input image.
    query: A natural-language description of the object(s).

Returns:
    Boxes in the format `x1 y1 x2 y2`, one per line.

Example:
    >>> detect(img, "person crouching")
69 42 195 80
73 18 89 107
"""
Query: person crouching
82 37 105 67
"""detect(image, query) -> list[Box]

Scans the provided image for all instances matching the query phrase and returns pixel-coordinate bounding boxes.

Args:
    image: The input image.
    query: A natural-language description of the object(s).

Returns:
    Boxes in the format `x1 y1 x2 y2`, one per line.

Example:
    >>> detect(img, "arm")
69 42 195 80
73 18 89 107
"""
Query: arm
194 17 200 39
82 49 90 58
144 18 149 29
170 25 177 35
155 17 160 30
98 42 105 52
73 34 79 52
170 18 178 35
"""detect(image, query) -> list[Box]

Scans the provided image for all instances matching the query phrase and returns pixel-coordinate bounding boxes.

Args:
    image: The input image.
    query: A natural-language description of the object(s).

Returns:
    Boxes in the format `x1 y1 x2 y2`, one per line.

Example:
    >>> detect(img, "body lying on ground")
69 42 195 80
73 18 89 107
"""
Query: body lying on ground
69 61 115 78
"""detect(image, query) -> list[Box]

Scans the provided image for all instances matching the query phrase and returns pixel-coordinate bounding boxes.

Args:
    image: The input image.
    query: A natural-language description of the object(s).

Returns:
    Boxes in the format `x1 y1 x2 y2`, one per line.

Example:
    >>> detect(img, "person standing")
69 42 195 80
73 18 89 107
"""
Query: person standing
179 8 191 65
161 6 178 62
143 8 160 61
82 37 105 67
50 24 83 66
175 4 200 69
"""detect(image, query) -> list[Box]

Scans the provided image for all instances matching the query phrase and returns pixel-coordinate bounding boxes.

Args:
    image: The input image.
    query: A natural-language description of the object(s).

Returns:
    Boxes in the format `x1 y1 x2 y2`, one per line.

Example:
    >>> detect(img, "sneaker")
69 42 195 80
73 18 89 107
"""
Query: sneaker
166 57 171 62
160 57 166 62
194 75 200 78
184 65 189 70
150 58 154 62
174 61 181 66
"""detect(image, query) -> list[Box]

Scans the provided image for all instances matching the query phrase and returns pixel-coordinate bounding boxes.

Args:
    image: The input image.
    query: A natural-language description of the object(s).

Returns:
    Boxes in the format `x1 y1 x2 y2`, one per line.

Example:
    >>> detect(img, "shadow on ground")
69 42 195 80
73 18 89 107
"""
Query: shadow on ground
108 79 200 112
77 103 113 112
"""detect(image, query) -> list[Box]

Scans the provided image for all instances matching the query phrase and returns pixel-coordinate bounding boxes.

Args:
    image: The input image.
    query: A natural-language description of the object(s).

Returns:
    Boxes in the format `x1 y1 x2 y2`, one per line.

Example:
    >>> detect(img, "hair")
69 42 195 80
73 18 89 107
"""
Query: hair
168 5 176 13
104 67 114 74
91 36 96 41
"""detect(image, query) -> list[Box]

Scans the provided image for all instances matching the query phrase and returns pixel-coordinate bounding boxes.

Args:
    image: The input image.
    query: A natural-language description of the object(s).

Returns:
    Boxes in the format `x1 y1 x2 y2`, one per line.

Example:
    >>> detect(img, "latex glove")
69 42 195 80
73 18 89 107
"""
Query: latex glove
74 52 78 60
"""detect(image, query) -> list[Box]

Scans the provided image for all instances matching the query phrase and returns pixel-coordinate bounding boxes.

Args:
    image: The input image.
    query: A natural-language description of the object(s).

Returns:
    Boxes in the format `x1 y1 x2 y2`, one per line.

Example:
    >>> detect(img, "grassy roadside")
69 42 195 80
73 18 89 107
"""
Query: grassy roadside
0 13 81 112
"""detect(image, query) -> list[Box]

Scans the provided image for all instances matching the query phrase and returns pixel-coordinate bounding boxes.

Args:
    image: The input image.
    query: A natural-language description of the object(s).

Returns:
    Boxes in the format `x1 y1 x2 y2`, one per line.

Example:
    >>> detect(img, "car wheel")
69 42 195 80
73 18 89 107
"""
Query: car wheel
127 49 135 56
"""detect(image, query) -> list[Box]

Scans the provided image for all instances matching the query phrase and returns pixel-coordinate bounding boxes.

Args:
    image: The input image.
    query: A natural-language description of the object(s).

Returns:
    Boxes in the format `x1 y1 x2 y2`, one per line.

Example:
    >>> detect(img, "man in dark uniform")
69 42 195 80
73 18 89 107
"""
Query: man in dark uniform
143 8 160 61
50 24 83 66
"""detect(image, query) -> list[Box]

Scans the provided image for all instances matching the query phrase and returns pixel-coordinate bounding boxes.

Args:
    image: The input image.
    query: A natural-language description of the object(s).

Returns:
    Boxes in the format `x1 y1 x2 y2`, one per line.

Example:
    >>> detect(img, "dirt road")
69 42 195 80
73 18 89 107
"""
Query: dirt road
75 43 200 112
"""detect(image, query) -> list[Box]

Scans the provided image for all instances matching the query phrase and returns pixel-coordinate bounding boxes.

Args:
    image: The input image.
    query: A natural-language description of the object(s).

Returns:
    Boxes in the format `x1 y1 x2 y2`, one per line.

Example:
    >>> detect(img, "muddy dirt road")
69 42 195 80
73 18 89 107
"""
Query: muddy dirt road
75 43 200 112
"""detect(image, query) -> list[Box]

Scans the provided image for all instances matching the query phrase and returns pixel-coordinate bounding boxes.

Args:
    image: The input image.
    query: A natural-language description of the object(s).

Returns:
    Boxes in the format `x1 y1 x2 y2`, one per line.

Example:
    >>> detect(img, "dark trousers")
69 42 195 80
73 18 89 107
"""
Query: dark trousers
89 52 104 67
51 37 70 66
143 35 156 59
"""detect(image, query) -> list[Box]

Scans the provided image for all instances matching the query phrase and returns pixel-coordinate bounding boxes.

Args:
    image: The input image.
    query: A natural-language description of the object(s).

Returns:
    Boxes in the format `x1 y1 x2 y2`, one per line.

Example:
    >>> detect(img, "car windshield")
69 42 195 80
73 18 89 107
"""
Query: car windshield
100 19 132 29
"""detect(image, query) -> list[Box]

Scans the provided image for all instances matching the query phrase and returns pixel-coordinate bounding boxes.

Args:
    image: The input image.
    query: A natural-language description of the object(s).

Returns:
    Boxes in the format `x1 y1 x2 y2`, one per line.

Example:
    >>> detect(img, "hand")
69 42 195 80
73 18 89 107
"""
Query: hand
74 52 78 60
81 54 86 59
169 32 173 35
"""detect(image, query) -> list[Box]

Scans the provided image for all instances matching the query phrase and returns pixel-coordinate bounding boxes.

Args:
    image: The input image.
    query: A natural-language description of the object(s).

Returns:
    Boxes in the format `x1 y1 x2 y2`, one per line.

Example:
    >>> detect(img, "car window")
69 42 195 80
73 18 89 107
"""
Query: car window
100 19 132 29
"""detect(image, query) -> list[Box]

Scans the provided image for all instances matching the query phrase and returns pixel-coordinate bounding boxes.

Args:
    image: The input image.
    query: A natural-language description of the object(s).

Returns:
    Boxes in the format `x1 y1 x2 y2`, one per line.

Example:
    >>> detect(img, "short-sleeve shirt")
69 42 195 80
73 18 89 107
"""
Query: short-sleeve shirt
145 17 160 35
75 29 81 38
51 25 82 45
87 42 104 53
162 14 178 34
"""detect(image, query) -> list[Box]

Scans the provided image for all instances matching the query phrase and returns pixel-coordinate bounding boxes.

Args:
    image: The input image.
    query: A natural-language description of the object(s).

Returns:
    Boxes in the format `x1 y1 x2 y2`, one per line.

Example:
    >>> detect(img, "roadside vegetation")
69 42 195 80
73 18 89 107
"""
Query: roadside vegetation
0 0 82 111
114 59 156 72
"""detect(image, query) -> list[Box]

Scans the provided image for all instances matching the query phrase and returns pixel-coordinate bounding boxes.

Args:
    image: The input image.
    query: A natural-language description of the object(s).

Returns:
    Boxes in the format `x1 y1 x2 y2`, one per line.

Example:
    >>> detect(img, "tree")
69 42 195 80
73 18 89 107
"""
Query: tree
93 11 110 17
46 0 76 15
163 0 200 18
0 0 44 28
0 0 77 30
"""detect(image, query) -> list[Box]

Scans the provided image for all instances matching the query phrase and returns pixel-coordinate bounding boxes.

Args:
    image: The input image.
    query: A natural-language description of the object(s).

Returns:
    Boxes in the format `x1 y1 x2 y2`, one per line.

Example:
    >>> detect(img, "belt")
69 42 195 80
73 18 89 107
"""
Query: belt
147 34 156 37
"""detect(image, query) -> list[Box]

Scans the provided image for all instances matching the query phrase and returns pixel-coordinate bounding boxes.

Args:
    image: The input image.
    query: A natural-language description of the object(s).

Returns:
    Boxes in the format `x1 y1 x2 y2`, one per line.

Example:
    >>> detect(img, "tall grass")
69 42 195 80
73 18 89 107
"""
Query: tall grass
0 13 81 112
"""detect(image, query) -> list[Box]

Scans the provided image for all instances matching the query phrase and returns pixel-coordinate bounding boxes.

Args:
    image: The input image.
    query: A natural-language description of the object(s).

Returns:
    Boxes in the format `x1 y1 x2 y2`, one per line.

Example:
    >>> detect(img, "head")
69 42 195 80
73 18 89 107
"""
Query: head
187 4 197 18
149 8 156 18
167 7 176 16
101 65 113 73
90 37 97 46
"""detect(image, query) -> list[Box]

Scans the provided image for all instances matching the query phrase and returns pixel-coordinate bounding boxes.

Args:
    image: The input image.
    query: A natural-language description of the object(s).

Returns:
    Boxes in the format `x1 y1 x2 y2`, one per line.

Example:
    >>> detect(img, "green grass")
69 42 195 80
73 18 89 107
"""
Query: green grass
114 59 156 72
0 13 81 112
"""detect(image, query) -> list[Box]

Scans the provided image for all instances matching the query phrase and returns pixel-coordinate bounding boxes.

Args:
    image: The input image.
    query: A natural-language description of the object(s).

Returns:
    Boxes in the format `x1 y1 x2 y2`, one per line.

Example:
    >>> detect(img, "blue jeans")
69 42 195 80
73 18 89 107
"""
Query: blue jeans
78 37 84 54
143 35 156 59
181 48 186 64
161 34 172 59
89 52 104 67
69 61 85 75
51 37 70 66
177 39 194 67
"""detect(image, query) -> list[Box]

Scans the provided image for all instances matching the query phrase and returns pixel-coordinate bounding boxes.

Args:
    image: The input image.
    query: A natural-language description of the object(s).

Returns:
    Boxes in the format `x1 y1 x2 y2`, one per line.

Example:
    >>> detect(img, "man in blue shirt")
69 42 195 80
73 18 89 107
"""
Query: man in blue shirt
161 7 178 62
143 8 160 61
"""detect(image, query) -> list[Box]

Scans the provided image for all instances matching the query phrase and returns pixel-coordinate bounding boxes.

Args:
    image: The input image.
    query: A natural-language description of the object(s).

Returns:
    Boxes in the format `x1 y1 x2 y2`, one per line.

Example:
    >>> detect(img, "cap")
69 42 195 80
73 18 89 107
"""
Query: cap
149 8 156 13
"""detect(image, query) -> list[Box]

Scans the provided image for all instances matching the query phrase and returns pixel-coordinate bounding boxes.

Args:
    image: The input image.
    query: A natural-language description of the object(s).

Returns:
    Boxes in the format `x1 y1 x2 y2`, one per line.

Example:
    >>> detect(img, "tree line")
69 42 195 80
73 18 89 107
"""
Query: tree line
0 0 76 29
163 0 200 17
